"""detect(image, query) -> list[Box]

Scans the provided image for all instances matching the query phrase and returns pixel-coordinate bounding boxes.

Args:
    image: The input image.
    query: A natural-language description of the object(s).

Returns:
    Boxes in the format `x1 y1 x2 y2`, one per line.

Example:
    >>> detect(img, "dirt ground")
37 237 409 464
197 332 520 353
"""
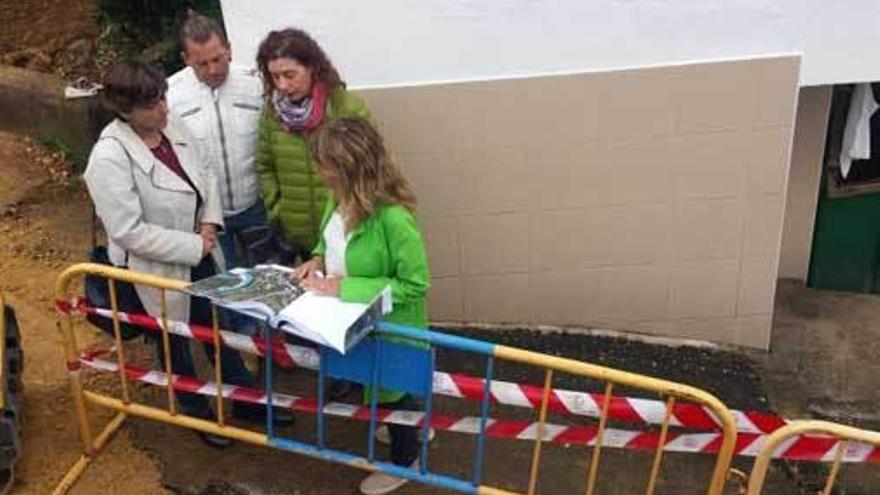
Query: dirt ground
0 127 878 495
0 131 168 494
0 0 99 78
6 3 875 495
3 3 880 483
0 130 763 495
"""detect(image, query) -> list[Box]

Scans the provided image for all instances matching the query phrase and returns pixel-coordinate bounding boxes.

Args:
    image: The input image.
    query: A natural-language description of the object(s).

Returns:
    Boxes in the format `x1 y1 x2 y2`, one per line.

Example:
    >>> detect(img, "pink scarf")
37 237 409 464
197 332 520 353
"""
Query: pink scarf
272 82 328 133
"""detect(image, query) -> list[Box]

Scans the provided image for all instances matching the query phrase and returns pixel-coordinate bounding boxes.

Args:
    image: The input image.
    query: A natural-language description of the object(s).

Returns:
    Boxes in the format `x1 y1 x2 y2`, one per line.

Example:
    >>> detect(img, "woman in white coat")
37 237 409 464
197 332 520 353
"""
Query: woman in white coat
84 61 291 447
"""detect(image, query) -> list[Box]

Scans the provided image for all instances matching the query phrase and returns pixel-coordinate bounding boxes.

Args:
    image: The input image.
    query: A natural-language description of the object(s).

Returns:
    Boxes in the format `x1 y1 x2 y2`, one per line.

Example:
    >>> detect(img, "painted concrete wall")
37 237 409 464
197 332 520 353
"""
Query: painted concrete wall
0 66 104 167
356 55 800 349
221 0 878 87
217 5 806 348
778 86 832 281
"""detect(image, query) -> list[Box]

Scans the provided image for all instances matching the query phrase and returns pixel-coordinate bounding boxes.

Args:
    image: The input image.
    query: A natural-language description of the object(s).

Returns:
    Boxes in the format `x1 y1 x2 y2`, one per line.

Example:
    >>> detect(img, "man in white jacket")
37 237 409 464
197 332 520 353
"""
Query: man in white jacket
167 13 268 271
165 12 298 424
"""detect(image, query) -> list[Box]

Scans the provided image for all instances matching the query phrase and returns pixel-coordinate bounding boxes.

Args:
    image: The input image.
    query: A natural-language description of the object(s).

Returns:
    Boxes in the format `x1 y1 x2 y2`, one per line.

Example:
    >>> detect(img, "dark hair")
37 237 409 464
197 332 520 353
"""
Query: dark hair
179 10 228 53
102 60 167 116
256 28 344 99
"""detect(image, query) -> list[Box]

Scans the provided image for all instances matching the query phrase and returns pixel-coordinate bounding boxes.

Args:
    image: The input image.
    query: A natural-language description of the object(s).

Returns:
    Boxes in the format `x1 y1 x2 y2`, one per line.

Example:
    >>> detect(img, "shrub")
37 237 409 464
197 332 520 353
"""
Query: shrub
95 0 224 74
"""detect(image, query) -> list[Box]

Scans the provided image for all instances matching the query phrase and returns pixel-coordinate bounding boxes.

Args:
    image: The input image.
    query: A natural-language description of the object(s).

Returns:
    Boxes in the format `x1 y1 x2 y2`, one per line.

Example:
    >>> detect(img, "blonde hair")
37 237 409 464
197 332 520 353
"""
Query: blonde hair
308 118 417 231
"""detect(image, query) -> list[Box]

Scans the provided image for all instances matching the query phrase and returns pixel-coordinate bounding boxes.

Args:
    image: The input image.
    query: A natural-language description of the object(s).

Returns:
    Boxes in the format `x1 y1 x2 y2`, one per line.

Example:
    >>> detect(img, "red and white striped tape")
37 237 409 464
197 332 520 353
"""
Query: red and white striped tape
79 352 880 463
60 300 786 435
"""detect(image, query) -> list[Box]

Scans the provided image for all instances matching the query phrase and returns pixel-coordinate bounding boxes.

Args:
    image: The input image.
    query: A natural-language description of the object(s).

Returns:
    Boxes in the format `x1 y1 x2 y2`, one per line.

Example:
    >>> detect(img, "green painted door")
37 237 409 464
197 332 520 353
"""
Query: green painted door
808 178 880 293
807 84 880 293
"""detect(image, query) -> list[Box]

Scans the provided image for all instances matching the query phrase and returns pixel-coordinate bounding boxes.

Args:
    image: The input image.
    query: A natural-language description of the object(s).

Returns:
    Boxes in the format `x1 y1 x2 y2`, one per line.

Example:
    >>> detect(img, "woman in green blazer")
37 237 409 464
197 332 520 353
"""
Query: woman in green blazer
295 118 430 495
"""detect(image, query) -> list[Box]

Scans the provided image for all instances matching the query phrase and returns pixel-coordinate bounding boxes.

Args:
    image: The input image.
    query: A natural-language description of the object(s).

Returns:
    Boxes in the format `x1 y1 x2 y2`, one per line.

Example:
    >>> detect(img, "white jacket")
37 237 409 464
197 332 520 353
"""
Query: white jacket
167 65 264 216
83 114 225 324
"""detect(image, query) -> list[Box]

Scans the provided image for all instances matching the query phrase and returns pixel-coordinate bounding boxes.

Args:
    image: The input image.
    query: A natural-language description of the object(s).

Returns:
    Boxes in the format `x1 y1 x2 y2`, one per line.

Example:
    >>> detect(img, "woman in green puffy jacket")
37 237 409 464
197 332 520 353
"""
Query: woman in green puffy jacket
254 28 371 255
255 28 371 400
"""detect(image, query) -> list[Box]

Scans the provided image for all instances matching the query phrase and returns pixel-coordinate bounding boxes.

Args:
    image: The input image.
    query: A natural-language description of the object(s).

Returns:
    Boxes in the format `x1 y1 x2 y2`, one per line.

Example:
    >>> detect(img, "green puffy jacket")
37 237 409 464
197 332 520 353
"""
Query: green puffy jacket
255 88 371 250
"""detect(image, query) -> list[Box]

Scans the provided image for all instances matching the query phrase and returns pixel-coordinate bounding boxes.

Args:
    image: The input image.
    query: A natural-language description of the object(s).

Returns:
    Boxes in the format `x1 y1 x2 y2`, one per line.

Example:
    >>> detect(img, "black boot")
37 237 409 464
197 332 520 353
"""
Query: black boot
187 409 233 449
326 379 361 401
232 402 295 427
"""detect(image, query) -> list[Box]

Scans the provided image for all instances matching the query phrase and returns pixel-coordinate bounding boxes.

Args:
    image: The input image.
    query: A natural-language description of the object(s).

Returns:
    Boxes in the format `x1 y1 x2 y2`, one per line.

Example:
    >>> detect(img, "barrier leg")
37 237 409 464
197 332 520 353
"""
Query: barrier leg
526 370 553 495
58 319 94 455
211 306 224 426
821 441 845 495
585 382 613 495
68 368 94 456
419 347 437 474
367 340 382 463
645 396 676 495
471 355 494 487
55 310 130 495
51 411 128 495
160 291 177 415
265 320 275 438
317 348 326 449
108 281 131 404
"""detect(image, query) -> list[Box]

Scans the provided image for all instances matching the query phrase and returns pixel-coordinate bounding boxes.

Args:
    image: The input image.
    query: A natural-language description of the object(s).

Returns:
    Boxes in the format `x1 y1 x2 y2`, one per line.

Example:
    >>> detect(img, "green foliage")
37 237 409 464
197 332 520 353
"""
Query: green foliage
35 134 88 173
95 0 224 74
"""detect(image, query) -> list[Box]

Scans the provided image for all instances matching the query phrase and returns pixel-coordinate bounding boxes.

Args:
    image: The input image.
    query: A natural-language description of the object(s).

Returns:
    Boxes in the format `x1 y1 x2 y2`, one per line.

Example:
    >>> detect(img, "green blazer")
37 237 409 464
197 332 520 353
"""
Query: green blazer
313 200 430 328
313 199 431 403
255 88 371 251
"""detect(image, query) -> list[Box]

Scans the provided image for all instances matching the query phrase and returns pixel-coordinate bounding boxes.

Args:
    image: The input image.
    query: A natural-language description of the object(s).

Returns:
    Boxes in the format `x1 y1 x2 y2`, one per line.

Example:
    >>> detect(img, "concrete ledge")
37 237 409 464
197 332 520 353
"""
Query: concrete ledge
434 320 724 350
0 66 109 168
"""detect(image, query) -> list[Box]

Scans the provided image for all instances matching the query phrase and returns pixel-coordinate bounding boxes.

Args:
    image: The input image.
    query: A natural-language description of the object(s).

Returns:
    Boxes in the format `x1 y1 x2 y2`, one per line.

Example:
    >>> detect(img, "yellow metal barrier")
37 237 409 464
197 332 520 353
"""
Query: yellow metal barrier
53 263 739 495
490 346 737 495
746 420 880 495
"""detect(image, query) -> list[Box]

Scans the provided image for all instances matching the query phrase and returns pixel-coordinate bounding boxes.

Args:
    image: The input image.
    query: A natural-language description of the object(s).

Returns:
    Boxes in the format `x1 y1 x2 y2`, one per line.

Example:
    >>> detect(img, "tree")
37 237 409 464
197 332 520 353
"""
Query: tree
96 0 224 73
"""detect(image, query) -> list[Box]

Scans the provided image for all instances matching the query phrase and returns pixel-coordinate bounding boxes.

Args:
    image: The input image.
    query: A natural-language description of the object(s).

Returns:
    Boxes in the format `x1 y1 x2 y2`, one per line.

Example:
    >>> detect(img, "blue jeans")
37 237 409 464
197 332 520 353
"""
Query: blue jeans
218 201 271 269
155 256 256 416
217 201 270 335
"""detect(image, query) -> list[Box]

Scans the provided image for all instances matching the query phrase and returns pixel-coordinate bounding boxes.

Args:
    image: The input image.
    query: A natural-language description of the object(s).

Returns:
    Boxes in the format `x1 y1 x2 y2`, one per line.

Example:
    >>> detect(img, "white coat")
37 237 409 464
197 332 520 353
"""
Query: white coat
166 65 264 216
83 113 225 324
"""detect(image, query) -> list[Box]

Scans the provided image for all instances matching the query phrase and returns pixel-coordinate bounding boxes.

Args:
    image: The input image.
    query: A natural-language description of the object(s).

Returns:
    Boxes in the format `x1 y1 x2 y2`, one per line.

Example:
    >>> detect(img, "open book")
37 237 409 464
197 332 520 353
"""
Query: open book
184 264 391 354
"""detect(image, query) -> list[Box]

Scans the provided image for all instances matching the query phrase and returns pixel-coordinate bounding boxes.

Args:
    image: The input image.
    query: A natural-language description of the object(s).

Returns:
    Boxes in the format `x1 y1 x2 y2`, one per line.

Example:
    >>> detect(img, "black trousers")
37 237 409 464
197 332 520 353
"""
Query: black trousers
382 394 420 466
154 256 256 415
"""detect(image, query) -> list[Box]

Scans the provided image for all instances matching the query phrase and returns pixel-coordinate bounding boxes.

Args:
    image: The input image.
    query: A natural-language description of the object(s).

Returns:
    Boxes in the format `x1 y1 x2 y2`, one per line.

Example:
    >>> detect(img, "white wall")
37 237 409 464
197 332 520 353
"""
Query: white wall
778 86 832 281
221 0 879 88
355 55 801 349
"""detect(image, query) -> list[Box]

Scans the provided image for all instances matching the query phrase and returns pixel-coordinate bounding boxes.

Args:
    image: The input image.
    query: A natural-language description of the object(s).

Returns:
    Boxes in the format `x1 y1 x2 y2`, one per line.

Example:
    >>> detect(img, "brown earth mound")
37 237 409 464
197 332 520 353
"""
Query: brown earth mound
0 1 99 78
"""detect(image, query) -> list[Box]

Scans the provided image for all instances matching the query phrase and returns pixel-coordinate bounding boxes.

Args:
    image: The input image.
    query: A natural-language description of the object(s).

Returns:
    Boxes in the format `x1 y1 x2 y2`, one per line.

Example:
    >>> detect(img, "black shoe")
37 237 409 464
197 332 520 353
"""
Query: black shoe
232 402 295 427
326 379 359 401
196 430 233 449
185 409 234 449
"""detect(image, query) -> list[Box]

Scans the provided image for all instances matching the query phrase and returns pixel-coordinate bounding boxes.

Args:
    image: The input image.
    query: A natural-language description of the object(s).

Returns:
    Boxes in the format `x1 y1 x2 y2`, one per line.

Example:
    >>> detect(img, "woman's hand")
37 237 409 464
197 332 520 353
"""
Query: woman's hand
198 223 218 257
198 223 218 241
199 234 216 257
294 256 324 279
301 275 341 296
